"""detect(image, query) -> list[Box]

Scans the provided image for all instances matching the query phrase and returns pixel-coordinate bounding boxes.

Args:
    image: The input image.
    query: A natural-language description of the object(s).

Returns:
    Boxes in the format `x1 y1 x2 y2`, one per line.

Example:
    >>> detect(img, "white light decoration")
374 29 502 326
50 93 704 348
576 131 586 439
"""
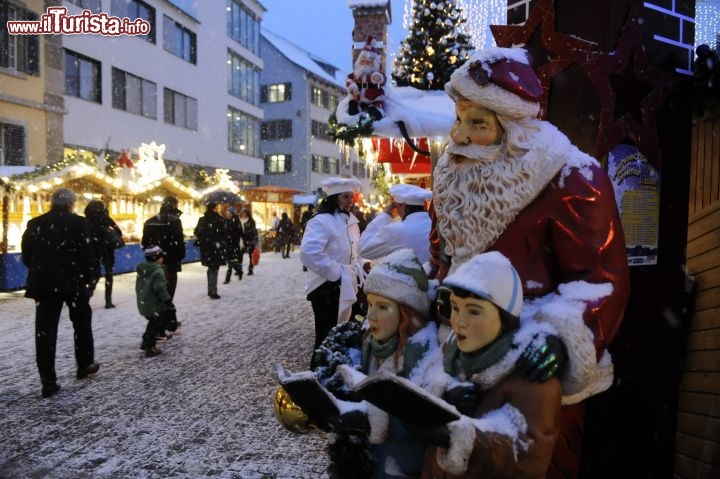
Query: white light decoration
403 0 507 49
696 0 720 49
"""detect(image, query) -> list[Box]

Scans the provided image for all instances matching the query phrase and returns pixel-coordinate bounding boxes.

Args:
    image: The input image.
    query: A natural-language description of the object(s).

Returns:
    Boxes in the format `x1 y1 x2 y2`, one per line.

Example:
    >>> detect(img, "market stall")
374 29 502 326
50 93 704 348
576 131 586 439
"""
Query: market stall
0 142 241 291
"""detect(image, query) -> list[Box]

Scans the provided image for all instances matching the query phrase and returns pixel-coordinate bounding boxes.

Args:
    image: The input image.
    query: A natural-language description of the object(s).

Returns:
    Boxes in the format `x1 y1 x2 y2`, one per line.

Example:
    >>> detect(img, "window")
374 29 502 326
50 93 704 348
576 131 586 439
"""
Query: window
227 0 260 54
311 154 323 173
164 88 197 130
311 155 339 174
228 50 260 105
64 49 101 103
261 120 292 140
111 0 155 43
163 15 196 64
311 120 331 139
0 3 39 75
67 0 101 13
311 87 324 108
0 123 25 165
353 161 367 178
112 67 157 119
265 154 291 174
261 83 292 103
228 106 260 156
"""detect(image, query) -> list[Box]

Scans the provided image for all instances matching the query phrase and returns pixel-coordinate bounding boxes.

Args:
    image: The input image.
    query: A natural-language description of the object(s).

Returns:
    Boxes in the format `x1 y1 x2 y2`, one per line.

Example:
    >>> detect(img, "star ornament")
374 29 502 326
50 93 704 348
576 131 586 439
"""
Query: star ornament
577 6 674 168
490 0 597 118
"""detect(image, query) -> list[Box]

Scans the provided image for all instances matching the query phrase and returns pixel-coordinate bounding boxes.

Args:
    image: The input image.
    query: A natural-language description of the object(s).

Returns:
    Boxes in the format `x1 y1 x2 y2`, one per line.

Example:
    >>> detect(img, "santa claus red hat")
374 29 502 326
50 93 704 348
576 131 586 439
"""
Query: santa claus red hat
362 35 378 54
445 47 542 119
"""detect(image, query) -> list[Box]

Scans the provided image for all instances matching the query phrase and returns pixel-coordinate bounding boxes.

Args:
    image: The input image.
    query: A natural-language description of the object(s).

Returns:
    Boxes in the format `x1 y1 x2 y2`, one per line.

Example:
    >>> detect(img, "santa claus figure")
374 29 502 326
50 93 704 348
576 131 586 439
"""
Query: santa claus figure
346 36 386 121
429 47 631 479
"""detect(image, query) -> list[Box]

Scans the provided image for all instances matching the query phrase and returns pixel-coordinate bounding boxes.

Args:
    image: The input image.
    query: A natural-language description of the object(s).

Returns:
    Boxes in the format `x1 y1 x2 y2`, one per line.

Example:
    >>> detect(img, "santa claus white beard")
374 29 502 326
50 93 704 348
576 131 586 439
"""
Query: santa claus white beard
354 63 377 77
433 141 552 268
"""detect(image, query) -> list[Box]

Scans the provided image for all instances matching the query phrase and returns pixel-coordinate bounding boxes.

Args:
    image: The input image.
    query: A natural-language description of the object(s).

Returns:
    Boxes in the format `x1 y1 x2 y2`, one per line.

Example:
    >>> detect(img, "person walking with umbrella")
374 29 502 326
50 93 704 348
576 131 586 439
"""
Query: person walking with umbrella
194 202 226 299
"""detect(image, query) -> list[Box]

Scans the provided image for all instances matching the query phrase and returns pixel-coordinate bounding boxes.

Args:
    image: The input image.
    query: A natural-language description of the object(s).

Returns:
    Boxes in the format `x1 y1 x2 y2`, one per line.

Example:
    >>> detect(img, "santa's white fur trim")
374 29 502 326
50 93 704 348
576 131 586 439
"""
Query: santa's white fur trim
436 416 476 474
522 281 615 399
366 402 389 444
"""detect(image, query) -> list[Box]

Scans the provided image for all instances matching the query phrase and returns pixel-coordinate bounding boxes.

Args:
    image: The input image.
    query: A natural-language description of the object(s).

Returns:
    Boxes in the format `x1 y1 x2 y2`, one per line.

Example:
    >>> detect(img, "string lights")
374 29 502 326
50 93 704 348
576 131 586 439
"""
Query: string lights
696 0 720 49
402 0 507 50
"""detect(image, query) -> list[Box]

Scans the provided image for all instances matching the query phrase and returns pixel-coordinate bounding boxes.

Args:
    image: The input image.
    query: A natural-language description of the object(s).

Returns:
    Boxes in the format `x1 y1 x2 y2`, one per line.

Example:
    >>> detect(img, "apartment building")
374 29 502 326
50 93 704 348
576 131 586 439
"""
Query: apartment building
0 0 64 168
259 29 371 196
60 0 265 183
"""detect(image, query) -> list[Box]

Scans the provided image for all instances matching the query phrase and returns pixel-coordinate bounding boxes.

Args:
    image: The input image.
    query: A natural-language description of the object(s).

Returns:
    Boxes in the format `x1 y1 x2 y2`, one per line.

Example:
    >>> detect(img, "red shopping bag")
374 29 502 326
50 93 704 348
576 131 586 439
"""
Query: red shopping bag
251 247 261 266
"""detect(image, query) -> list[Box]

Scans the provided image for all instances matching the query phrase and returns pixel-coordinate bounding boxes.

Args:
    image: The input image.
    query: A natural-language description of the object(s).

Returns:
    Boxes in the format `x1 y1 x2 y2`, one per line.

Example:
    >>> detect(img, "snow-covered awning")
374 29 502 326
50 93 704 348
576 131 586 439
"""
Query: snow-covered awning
293 194 318 205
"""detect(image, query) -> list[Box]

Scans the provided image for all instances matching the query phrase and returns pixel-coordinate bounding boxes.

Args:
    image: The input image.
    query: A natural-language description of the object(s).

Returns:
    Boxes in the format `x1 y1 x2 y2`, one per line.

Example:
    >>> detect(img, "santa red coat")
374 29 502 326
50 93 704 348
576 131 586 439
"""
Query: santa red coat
430 161 630 479
346 72 386 104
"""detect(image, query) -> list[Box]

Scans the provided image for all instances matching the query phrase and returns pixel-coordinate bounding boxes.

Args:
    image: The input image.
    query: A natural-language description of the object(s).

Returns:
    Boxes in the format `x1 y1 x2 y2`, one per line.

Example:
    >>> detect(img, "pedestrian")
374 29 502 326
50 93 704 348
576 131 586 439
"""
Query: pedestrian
238 207 258 277
277 211 294 258
314 248 440 478
270 210 281 253
223 206 243 283
299 177 370 369
416 252 562 478
21 187 100 398
135 246 176 357
299 203 315 238
194 202 226 299
141 195 186 303
429 47 630 478
84 199 125 309
359 183 432 264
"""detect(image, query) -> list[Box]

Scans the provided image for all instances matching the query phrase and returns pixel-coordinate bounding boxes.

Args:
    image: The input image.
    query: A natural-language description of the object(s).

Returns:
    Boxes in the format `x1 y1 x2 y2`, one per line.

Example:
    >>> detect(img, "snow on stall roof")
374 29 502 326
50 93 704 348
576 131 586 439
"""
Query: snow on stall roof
261 28 347 88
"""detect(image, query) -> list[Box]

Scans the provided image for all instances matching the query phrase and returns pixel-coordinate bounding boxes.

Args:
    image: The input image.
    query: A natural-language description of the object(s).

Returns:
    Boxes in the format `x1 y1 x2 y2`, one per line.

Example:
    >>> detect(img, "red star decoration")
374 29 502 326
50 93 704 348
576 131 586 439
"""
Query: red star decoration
577 5 674 168
490 0 597 118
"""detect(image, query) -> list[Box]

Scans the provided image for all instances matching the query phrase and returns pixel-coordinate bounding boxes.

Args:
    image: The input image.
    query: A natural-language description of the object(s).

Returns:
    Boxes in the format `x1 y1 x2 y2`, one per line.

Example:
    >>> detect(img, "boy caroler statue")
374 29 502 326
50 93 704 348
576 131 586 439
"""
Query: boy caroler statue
421 252 562 478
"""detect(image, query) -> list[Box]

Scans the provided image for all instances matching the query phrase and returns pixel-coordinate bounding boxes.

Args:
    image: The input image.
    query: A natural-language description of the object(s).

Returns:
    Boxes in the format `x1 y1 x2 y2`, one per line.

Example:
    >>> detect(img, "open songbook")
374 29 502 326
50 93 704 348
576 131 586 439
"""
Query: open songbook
274 363 342 430
339 366 461 428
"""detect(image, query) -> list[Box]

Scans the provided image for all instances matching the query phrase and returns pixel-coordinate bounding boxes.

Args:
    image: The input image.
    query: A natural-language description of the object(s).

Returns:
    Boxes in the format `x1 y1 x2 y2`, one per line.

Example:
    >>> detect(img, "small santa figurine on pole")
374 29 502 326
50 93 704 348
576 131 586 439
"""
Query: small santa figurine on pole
346 35 386 121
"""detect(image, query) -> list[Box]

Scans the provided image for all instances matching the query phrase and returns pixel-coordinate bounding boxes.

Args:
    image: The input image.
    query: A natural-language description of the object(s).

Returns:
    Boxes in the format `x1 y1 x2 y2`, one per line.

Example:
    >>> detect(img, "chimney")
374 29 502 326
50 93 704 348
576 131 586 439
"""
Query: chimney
349 1 391 73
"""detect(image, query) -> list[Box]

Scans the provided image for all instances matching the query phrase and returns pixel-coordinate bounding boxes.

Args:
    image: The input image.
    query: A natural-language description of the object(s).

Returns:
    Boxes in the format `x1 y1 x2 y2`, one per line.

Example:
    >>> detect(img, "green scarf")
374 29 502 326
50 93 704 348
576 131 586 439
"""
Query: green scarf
362 334 399 372
444 330 516 379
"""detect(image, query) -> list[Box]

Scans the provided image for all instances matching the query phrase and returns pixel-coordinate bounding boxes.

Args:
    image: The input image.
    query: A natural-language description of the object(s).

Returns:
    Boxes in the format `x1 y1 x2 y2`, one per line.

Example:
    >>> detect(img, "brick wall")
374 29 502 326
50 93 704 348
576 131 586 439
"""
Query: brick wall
350 5 390 73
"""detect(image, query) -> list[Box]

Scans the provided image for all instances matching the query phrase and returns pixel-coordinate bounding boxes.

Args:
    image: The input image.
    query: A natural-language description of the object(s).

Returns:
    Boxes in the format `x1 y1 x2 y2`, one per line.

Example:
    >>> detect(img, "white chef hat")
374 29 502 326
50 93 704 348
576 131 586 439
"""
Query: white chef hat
389 184 433 206
321 177 362 197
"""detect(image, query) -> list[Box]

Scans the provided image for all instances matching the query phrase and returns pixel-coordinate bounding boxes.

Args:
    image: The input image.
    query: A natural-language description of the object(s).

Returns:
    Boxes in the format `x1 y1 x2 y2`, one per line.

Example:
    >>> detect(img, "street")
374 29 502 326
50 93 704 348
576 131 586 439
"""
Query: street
0 252 332 478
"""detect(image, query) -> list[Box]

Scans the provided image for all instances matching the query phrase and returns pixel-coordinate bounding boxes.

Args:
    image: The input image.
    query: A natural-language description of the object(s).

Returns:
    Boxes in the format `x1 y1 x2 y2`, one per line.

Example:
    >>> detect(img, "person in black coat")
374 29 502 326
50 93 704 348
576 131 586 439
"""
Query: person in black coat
238 207 258 277
277 212 295 259
85 199 124 309
141 195 186 301
223 206 243 283
21 188 100 398
194 203 227 299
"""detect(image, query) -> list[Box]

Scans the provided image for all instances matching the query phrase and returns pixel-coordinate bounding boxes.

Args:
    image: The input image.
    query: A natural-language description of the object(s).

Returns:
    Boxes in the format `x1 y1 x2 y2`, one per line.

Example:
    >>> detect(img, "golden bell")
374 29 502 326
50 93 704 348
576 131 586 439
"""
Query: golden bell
273 385 317 434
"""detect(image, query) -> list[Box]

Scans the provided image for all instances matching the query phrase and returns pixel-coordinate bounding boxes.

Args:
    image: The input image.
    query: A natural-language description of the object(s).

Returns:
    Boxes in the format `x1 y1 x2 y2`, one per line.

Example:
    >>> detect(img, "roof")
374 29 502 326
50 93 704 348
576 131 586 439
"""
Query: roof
261 29 346 89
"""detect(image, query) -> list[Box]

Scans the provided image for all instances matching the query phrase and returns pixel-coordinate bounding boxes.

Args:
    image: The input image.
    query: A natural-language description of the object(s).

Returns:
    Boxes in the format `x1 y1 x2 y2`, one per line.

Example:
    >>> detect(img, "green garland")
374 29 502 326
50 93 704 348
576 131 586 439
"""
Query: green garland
328 114 375 146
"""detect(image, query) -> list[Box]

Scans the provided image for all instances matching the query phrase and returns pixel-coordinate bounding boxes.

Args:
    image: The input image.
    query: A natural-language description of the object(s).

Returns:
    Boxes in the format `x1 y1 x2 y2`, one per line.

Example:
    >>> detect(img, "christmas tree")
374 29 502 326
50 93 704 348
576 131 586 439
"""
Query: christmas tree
392 0 474 90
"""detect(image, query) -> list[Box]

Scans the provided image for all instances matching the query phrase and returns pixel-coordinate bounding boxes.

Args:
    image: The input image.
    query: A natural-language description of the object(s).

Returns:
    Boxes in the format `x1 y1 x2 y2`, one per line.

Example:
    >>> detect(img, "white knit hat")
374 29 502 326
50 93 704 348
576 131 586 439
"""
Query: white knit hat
441 251 523 317
321 177 362 197
445 47 542 119
389 184 432 206
363 248 430 316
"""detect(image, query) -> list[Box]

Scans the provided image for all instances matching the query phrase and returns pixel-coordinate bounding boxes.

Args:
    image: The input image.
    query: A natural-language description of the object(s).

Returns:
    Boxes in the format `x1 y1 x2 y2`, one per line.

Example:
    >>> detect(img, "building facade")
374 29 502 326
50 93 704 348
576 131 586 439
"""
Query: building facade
259 29 371 197
0 0 64 168
60 0 265 183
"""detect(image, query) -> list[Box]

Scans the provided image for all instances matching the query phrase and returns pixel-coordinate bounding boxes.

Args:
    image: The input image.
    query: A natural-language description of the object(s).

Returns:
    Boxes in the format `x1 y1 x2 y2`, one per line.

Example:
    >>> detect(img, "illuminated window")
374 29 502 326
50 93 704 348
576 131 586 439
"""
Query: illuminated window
265 154 292 174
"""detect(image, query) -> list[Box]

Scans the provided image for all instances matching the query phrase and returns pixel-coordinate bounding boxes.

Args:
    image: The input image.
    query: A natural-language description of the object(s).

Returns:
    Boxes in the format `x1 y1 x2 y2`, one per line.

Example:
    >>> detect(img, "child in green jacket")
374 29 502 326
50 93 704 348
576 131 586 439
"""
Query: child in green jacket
136 246 174 357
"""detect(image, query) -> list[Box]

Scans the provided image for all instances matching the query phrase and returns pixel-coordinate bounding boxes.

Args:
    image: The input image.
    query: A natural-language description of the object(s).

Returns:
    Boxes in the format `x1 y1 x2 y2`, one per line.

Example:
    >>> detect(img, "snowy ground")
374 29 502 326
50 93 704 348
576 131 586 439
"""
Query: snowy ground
0 251 334 479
